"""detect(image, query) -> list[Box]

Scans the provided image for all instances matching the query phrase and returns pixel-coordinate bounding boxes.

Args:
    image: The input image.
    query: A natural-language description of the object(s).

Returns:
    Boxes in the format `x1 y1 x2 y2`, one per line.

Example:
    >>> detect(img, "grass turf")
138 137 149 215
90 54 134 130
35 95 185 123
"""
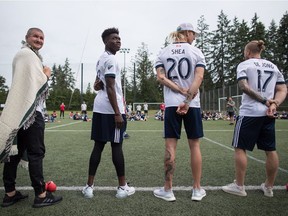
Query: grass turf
0 114 287 215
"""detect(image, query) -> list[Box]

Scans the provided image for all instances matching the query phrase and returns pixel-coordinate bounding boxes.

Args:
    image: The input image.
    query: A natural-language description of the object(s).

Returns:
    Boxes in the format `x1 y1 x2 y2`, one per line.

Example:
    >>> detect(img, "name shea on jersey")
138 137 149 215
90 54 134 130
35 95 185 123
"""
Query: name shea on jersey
254 61 274 69
171 49 185 55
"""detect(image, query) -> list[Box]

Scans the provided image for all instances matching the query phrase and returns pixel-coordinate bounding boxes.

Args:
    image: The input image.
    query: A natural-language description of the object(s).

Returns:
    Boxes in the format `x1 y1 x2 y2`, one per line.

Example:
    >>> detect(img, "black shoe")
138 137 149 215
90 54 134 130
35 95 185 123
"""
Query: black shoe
32 192 62 208
2 191 28 207
124 133 130 139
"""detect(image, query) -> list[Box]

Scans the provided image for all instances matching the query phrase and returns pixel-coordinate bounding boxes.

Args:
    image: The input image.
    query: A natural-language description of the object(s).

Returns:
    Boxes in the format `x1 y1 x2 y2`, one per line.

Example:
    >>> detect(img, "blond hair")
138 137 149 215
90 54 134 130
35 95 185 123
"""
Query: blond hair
168 31 188 43
246 40 265 54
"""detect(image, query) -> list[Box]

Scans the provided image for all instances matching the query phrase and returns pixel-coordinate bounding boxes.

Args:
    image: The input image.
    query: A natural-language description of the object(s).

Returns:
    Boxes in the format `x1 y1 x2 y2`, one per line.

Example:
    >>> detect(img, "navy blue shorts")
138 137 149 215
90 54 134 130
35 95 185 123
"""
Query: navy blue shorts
228 111 234 118
164 107 203 139
91 112 126 143
232 116 276 151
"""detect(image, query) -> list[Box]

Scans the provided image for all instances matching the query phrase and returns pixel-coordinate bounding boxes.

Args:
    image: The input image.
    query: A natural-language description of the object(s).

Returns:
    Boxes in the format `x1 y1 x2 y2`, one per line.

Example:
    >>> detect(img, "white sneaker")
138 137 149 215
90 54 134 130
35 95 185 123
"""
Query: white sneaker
153 187 176 202
116 184 135 198
192 188 206 201
222 180 247 197
261 183 273 197
82 184 94 198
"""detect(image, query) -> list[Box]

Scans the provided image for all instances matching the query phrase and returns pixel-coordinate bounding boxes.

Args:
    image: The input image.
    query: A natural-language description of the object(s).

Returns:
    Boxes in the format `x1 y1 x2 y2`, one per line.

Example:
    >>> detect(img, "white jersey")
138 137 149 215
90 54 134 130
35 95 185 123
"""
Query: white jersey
93 51 124 114
81 103 87 111
136 104 141 111
237 58 285 116
154 42 206 108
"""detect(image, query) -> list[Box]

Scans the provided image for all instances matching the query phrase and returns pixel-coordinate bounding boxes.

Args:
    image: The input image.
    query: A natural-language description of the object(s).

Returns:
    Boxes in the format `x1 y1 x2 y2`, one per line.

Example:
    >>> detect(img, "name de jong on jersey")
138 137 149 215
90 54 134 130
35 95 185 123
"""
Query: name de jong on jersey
237 58 285 117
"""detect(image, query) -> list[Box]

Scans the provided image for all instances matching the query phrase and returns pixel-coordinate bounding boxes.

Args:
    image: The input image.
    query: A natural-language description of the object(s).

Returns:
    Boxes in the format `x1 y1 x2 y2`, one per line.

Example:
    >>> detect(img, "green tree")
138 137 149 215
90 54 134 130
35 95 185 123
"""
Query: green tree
276 12 288 79
208 10 233 88
70 88 81 110
130 42 162 102
196 15 214 92
46 59 76 110
249 13 266 41
0 75 8 104
83 83 96 110
227 18 250 85
264 20 278 61
162 36 170 48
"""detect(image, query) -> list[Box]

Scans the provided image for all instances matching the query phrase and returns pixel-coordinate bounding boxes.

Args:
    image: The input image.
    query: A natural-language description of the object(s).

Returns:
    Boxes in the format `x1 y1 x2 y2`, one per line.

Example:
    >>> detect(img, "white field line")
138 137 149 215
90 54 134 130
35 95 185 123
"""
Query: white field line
44 127 288 174
0 185 286 191
7 127 286 192
45 129 288 132
45 121 82 130
46 130 90 132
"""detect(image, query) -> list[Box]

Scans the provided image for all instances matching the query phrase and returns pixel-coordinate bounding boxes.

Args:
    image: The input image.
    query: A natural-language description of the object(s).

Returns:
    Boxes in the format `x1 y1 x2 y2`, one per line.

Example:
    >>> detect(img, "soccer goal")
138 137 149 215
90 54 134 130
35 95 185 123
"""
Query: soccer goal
218 95 242 113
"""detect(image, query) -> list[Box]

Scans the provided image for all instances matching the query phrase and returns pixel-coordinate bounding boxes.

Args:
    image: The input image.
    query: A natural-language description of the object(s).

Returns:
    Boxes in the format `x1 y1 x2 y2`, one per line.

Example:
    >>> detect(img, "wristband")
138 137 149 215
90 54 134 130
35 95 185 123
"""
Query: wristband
183 99 190 105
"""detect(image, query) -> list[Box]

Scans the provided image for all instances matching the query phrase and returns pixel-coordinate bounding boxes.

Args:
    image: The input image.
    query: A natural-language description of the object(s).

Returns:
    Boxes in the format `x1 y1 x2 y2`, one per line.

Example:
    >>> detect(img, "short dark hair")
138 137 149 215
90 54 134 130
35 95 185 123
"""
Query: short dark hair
26 28 43 37
101 28 119 43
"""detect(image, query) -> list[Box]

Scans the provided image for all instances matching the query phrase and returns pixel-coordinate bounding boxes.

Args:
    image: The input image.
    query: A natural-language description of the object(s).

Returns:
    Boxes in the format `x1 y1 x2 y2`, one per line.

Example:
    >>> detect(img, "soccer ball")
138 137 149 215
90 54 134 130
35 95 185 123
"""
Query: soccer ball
45 181 57 192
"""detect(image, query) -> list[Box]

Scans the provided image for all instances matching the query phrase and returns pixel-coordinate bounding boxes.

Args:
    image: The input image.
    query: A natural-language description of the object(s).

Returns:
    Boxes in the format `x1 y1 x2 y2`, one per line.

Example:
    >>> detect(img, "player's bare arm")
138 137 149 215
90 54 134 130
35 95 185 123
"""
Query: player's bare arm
106 76 123 128
266 83 287 117
272 83 287 107
186 67 204 101
176 67 204 115
238 79 270 107
156 67 188 95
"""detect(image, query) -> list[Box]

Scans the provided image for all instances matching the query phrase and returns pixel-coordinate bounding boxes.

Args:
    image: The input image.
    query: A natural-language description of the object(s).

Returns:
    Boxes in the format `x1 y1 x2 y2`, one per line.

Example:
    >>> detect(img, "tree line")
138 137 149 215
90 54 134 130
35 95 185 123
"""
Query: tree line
0 11 287 111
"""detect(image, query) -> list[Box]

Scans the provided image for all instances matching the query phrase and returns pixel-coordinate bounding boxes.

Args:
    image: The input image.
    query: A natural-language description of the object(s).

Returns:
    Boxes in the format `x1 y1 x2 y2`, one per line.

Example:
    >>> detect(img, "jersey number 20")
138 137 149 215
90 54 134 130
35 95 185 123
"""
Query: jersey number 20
167 57 191 80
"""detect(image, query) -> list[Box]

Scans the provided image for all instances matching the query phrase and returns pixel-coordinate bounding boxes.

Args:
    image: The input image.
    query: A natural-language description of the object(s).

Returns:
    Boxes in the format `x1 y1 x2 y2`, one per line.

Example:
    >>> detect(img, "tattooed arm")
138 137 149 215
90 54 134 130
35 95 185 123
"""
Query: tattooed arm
238 78 270 106
156 66 188 96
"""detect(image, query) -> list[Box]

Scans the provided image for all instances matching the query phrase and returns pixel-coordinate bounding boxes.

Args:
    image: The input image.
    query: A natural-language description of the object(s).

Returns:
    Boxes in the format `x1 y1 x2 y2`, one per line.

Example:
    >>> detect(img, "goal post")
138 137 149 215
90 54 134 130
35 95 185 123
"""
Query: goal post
218 95 242 113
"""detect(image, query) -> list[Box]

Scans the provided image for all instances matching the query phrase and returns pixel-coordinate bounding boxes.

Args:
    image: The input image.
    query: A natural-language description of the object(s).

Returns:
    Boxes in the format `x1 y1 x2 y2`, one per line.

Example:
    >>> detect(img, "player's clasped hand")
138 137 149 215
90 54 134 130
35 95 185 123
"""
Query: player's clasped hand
266 99 278 118
176 103 188 115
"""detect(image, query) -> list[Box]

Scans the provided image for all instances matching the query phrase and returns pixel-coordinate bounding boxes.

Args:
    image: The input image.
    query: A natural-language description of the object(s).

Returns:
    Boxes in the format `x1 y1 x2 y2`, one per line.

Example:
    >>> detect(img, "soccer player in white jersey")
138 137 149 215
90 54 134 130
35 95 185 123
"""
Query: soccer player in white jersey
222 40 287 197
82 28 135 199
153 23 206 202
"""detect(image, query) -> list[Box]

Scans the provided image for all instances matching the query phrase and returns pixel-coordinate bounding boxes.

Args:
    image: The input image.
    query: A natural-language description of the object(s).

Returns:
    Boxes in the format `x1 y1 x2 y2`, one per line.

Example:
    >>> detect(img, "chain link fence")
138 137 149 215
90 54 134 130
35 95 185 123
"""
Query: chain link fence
200 83 288 114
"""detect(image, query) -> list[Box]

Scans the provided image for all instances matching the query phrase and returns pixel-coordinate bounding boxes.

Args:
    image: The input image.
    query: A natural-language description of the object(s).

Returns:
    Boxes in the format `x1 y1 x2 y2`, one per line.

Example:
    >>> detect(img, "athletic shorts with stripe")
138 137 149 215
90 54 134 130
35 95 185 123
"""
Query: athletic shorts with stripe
232 116 276 151
91 112 126 143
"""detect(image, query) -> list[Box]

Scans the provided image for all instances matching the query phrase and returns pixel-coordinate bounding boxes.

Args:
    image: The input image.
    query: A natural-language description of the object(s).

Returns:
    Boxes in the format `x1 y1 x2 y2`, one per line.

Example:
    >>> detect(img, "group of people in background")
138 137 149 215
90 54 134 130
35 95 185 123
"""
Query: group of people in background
0 21 286 210
44 101 89 123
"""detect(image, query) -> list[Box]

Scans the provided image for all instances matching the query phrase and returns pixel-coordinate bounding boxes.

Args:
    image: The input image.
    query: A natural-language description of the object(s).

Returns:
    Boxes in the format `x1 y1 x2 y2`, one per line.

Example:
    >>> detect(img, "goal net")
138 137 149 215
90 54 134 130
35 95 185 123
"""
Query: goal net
218 95 242 114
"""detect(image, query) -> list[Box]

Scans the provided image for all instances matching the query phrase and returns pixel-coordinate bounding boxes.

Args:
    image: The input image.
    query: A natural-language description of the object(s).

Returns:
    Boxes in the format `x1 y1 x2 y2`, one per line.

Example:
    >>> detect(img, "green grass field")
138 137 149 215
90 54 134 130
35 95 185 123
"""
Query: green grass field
1 113 288 216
